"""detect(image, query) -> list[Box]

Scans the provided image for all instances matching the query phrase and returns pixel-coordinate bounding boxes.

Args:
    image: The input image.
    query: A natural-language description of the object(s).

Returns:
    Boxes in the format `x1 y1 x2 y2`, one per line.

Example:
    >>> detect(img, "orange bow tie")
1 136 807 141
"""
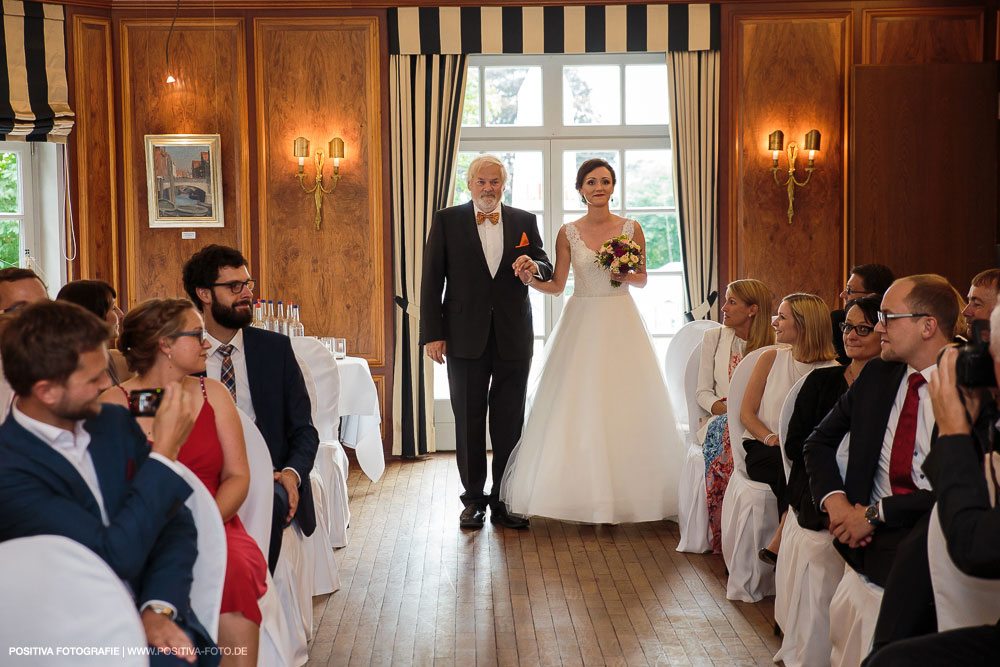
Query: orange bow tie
476 211 500 225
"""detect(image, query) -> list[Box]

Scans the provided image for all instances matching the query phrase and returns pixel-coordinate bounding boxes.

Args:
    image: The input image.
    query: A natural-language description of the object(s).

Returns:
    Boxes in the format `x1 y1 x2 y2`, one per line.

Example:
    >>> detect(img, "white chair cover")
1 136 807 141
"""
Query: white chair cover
829 563 883 667
236 408 274 564
272 522 311 666
308 468 342 596
664 320 721 436
777 374 809 481
677 340 713 553
927 504 1000 632
720 345 782 601
0 535 148 666
175 463 227 642
257 570 296 667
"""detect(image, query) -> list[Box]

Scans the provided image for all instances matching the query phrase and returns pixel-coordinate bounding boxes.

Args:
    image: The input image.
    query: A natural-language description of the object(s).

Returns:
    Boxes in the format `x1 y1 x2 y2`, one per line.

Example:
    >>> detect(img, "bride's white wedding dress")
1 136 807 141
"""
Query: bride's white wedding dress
500 220 684 524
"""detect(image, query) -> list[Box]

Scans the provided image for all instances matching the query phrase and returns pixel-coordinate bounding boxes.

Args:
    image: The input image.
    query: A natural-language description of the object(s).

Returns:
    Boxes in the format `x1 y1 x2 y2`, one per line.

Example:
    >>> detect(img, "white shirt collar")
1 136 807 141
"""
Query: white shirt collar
10 401 90 457
907 364 936 383
207 328 245 357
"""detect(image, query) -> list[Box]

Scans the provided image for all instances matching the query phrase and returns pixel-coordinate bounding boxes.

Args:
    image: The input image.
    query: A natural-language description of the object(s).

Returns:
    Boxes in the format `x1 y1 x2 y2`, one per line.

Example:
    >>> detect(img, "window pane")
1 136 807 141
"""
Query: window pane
507 153 544 211
0 218 19 270
462 68 481 127
625 149 673 208
562 150 619 211
625 65 669 125
485 67 542 126
0 152 20 214
629 212 681 270
563 66 621 125
452 152 477 206
630 272 686 336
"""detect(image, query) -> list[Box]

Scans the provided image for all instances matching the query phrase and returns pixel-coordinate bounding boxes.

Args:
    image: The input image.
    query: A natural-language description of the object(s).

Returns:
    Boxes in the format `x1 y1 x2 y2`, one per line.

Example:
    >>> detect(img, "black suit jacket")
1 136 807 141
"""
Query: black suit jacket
804 358 936 529
242 326 319 536
419 201 553 360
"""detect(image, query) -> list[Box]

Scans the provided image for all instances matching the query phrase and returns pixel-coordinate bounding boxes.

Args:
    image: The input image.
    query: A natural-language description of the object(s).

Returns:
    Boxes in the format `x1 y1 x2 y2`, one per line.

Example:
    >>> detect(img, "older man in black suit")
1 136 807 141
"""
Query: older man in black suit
183 245 318 573
420 155 553 530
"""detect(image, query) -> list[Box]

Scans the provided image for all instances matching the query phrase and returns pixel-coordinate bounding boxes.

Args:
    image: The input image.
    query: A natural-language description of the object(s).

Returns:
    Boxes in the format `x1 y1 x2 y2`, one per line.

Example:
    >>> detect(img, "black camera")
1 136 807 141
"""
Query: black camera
955 319 997 388
129 389 164 417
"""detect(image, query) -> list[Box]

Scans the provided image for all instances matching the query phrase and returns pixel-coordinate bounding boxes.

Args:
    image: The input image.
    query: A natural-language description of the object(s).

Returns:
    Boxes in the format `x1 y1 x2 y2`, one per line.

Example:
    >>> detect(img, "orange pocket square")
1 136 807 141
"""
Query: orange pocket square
515 233 530 248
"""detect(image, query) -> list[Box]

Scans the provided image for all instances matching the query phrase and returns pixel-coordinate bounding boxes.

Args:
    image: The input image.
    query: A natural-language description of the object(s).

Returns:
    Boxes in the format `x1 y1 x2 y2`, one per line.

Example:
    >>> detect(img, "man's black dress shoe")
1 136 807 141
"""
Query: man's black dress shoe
460 505 486 530
490 504 530 529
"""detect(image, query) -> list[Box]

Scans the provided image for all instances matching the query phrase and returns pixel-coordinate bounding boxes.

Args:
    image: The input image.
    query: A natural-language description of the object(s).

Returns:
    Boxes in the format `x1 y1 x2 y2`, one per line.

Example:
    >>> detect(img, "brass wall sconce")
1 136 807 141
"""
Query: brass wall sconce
293 136 345 231
768 129 820 224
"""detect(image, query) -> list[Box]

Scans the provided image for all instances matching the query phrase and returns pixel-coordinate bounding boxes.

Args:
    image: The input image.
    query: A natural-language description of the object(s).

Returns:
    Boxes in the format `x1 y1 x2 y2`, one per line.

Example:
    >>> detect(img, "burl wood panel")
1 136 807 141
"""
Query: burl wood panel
864 8 985 65
71 16 117 284
254 17 385 366
852 63 998 291
119 18 250 305
734 14 850 308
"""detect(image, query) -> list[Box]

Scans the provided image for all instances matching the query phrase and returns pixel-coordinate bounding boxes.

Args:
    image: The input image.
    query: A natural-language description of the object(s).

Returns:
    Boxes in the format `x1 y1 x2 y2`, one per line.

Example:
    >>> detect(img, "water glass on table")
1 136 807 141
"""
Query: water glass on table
333 338 347 359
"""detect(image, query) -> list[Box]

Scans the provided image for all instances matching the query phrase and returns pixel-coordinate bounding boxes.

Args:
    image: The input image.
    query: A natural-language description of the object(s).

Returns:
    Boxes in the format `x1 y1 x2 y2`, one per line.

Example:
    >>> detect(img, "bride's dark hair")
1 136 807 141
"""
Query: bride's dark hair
575 158 616 191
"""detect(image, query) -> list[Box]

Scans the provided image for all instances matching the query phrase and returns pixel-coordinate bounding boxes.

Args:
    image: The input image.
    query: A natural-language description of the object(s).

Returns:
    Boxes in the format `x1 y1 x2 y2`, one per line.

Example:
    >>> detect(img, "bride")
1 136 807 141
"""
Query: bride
500 158 684 524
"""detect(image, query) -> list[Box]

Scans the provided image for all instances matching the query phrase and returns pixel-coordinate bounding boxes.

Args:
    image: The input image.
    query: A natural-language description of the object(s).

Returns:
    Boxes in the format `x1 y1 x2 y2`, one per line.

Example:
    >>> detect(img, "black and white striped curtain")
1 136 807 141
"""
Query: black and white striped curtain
0 1 73 141
388 4 720 54
391 55 468 457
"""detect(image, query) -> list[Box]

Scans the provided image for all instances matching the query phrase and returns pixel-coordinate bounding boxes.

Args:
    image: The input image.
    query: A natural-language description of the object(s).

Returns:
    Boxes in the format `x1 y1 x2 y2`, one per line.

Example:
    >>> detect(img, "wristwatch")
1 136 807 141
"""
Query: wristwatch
864 503 880 526
145 602 176 621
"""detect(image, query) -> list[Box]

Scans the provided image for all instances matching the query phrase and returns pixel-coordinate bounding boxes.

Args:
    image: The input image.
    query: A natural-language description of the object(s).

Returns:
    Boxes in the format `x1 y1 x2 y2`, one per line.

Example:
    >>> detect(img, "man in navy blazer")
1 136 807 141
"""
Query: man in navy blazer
183 245 319 572
0 300 216 665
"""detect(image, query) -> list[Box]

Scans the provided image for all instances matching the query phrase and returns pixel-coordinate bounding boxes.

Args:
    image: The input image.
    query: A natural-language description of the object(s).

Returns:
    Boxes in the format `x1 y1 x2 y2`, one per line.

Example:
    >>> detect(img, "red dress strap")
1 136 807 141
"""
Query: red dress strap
118 385 129 401
199 376 208 399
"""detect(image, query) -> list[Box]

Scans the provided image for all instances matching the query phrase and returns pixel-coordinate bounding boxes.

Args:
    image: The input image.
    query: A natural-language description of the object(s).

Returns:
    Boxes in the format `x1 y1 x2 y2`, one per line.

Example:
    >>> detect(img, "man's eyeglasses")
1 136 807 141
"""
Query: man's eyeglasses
840 322 875 337
842 287 873 297
211 279 255 294
876 310 930 327
174 329 209 344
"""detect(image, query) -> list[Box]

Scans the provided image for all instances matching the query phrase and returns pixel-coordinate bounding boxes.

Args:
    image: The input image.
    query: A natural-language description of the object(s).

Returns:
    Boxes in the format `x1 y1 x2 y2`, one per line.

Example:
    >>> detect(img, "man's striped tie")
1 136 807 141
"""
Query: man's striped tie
218 344 237 402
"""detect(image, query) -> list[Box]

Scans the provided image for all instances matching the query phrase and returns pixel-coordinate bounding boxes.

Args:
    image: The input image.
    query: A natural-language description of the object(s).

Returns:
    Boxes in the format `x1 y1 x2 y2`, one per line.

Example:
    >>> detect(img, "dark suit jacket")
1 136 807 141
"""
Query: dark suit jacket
924 431 1000 579
242 326 319 536
804 358 936 529
419 201 554 360
0 404 200 620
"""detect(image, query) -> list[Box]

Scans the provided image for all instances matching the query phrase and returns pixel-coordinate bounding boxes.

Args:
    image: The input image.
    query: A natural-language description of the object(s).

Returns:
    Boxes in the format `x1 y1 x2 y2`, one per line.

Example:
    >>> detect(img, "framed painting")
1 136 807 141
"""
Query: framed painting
144 134 224 228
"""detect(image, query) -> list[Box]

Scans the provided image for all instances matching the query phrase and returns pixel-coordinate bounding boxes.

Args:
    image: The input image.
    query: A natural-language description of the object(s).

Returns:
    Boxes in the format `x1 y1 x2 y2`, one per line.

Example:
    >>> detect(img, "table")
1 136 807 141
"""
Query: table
334 356 384 482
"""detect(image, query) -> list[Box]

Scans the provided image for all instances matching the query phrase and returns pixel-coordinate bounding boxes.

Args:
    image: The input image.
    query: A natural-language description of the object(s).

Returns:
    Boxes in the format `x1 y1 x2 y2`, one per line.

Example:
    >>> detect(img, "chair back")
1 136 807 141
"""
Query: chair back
778 374 810 480
175 463 226 642
291 336 342 442
0 535 148 665
927 504 1000 631
236 407 274 563
727 345 782 476
683 341 708 445
665 320 721 431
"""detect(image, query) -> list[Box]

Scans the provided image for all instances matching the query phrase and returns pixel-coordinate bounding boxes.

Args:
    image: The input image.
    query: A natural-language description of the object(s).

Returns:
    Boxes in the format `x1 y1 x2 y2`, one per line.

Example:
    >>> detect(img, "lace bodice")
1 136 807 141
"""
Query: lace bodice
565 220 635 298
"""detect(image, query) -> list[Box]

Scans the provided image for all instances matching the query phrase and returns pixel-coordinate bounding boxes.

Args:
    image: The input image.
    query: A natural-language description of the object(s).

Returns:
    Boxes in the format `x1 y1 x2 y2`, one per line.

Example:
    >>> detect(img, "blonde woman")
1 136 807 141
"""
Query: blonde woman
741 293 838 563
699 279 774 553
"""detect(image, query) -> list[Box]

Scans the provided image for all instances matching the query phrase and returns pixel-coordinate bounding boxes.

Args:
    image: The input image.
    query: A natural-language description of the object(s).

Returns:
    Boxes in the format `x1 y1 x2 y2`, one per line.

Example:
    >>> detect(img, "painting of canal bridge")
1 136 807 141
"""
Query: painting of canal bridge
144 134 224 228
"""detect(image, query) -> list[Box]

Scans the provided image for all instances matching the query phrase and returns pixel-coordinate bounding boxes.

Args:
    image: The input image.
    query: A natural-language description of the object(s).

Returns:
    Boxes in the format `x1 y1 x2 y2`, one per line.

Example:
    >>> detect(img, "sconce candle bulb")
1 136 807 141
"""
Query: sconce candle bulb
165 74 176 84
293 135 346 231
767 128 821 224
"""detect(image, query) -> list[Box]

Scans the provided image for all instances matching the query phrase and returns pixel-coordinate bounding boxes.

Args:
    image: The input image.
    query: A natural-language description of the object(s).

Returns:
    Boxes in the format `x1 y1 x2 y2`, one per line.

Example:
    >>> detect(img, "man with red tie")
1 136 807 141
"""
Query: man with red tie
420 155 553 530
804 274 959 587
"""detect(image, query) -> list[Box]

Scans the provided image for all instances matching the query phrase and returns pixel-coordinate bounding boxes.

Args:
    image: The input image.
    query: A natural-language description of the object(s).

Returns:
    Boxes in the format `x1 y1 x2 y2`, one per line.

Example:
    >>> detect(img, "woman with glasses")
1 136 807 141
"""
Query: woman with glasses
101 298 266 667
56 279 130 386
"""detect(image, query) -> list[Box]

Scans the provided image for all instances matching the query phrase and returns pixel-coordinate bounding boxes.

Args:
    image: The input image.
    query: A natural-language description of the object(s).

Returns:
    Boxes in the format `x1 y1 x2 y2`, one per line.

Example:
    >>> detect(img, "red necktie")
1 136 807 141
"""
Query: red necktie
889 372 926 495
476 211 500 225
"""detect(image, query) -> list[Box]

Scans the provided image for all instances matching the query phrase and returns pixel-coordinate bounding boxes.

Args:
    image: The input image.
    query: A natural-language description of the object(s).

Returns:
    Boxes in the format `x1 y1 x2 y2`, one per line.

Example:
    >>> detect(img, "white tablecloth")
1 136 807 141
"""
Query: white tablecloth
334 356 384 482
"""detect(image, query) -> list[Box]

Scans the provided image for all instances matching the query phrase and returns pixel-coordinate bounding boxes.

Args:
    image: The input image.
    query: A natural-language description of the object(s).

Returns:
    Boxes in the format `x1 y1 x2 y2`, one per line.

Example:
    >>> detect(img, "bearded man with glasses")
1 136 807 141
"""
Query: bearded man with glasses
182 245 318 573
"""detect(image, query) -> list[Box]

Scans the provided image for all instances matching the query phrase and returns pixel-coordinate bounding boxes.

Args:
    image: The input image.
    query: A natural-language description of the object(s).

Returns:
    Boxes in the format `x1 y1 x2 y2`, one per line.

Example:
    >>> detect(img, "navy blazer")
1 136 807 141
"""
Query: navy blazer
419 201 554 360
0 404 199 618
242 326 319 536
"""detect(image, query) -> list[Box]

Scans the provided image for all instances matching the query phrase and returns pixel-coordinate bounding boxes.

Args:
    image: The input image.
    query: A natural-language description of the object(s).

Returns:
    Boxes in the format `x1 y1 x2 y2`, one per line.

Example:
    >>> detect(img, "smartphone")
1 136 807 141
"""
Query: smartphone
129 389 164 417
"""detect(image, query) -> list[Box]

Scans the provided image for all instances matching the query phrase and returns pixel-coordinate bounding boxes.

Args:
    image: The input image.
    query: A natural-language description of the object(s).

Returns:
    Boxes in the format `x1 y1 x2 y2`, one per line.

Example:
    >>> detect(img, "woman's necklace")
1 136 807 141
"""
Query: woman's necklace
844 363 858 386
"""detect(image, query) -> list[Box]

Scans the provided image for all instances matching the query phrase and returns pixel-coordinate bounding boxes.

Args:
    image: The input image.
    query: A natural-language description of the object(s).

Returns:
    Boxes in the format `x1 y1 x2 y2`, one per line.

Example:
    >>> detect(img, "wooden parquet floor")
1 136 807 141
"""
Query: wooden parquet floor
307 454 780 666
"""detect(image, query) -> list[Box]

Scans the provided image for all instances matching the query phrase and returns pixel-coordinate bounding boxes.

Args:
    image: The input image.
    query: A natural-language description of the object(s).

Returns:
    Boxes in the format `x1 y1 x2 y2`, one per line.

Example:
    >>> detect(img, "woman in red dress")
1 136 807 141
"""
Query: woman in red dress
102 298 266 667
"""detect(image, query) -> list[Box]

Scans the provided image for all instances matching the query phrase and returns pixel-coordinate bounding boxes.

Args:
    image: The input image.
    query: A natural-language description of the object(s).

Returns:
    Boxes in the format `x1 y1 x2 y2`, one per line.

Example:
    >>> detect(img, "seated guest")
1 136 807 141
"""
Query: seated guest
57 279 131 385
866 320 1000 666
804 274 958 588
0 300 217 665
961 268 1000 339
103 298 267 667
742 293 838 563
0 268 49 422
784 295 882 532
700 278 774 553
832 264 895 364
182 245 318 573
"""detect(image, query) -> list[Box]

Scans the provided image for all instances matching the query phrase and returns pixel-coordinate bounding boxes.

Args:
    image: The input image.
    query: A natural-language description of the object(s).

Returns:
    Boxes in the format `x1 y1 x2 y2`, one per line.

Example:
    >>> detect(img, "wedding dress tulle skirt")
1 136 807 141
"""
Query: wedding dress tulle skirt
500 292 684 524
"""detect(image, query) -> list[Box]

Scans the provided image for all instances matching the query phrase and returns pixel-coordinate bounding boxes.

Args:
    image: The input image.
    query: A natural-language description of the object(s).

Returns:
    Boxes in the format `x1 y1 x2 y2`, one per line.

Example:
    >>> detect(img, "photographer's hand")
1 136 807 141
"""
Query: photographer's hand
930 347 980 436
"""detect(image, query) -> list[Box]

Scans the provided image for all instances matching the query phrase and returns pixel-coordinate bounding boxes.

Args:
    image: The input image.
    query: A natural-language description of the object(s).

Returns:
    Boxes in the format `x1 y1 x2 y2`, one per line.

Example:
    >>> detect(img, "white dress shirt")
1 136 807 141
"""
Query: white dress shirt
206 329 256 422
474 204 504 278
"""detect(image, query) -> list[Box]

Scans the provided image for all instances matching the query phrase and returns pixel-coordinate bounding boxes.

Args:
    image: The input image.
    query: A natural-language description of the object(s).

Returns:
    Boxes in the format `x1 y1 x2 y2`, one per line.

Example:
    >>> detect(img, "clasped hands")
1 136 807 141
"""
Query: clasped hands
512 254 538 285
823 493 874 548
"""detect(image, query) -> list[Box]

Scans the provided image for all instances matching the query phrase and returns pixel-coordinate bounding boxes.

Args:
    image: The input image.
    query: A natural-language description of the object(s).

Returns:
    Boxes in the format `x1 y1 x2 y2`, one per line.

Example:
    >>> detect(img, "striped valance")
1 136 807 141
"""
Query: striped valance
388 4 720 55
0 0 74 141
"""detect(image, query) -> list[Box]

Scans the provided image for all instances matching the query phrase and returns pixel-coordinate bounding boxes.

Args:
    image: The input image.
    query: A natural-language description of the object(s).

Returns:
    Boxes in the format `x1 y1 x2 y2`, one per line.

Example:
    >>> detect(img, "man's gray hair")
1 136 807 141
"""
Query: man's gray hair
466 154 508 189
990 302 1000 355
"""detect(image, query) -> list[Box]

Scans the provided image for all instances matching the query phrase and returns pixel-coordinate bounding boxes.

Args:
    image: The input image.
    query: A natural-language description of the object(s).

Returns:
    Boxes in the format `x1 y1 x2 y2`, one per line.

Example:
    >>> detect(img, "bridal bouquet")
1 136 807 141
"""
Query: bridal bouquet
595 235 643 288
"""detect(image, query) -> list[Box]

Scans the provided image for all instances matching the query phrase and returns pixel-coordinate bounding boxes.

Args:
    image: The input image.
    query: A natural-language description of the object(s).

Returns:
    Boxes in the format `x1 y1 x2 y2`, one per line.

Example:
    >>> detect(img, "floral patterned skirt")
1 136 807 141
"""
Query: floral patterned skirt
703 414 733 554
